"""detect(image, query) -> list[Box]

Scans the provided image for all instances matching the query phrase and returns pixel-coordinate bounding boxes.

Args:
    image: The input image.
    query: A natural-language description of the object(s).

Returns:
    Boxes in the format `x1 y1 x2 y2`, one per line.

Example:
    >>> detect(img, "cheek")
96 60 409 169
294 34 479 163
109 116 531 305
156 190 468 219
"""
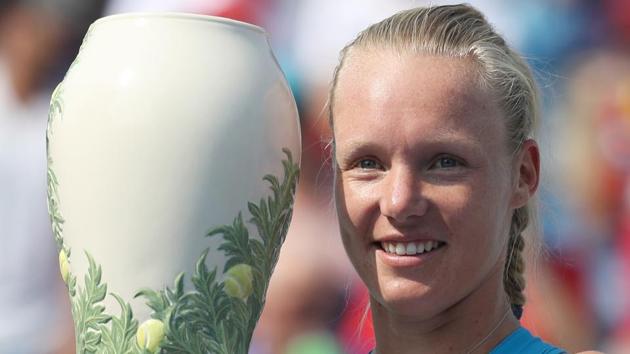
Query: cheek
334 177 359 248
334 179 377 273
337 178 379 231
436 186 479 236
436 178 510 246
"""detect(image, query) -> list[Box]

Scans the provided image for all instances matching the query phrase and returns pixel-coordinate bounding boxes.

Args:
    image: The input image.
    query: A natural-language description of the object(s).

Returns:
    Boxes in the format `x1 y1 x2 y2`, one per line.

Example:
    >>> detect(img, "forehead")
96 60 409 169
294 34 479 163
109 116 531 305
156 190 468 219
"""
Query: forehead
333 49 505 146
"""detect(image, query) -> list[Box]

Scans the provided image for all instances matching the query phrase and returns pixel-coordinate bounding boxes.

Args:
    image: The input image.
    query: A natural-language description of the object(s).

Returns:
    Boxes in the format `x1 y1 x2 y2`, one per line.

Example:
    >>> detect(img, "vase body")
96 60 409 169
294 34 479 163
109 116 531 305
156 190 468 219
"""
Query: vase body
46 13 300 353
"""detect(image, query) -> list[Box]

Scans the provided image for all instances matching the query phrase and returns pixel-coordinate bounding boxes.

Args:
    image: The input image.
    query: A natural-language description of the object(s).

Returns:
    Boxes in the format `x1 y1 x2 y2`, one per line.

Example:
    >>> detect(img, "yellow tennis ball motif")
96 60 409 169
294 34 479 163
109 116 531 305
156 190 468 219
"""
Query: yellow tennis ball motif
136 319 165 352
58 249 70 283
223 263 253 300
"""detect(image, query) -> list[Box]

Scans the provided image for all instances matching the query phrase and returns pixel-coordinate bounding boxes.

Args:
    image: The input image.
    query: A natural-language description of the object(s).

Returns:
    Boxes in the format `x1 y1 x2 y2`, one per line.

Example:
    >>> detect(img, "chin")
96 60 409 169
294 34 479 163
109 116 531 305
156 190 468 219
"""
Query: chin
371 279 445 320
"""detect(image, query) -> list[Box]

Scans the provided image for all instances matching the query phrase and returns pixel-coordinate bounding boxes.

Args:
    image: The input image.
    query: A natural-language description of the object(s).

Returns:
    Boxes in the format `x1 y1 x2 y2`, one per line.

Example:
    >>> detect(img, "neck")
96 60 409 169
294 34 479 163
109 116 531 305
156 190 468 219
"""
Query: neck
370 266 519 354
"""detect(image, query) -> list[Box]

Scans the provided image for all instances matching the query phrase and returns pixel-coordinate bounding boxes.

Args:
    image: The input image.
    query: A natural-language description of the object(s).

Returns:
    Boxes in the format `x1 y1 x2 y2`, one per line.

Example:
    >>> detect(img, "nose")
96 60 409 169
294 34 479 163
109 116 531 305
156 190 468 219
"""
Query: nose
379 165 428 222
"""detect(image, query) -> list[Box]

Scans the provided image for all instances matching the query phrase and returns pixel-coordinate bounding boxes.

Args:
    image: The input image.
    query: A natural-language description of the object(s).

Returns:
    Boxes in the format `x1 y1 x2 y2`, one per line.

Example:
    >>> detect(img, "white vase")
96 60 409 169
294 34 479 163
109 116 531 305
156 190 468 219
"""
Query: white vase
46 13 300 353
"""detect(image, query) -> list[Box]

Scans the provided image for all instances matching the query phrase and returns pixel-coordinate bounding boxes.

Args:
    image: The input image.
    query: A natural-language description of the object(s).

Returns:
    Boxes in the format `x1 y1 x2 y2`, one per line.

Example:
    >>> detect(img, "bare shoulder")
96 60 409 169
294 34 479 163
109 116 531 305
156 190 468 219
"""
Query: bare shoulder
575 351 605 354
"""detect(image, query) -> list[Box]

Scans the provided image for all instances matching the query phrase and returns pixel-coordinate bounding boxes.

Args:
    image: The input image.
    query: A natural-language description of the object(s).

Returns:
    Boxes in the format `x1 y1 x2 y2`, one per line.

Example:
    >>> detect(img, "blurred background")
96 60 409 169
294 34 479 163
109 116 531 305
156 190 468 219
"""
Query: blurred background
1 0 629 353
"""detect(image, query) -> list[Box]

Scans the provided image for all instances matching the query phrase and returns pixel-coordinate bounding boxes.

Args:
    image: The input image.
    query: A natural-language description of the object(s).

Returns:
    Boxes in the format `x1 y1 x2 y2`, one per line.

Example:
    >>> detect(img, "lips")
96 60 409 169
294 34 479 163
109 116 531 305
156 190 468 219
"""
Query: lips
380 240 446 256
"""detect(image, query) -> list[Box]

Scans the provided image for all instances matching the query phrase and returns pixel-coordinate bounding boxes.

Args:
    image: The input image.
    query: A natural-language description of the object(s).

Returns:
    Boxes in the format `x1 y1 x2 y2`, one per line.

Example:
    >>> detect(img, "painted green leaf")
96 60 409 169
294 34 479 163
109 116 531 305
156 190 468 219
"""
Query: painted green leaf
98 294 139 354
72 252 112 354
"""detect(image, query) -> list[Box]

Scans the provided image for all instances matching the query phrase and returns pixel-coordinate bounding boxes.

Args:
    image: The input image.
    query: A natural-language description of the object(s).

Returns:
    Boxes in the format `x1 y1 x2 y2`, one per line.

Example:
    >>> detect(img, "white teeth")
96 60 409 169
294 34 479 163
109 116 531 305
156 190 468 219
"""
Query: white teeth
382 241 442 256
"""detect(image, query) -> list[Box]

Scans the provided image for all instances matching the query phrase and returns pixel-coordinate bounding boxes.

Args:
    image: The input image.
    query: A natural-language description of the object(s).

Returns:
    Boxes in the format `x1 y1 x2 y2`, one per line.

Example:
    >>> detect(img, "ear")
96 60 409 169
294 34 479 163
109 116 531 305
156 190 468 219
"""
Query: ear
511 139 540 209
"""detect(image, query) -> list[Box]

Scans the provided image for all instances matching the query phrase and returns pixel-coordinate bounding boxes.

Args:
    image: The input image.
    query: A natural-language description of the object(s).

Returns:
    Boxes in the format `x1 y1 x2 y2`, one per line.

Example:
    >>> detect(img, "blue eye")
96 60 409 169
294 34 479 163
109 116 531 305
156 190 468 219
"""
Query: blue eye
434 157 460 169
357 159 380 170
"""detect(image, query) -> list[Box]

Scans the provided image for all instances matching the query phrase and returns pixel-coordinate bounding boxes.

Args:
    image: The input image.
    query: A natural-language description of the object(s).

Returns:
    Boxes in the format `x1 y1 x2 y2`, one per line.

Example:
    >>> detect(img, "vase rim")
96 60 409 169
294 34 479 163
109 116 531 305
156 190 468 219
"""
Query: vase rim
94 12 265 34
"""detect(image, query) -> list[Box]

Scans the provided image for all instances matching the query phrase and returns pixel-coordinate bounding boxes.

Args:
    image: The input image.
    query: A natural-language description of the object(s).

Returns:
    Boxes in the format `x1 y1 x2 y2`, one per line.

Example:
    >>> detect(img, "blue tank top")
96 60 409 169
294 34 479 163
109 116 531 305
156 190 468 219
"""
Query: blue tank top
490 327 566 353
367 327 566 354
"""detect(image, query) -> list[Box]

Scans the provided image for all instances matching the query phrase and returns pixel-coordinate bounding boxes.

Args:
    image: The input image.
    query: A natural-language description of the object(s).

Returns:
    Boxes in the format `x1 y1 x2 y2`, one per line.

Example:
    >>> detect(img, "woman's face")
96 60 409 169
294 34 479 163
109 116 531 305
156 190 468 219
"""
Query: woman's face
333 50 521 319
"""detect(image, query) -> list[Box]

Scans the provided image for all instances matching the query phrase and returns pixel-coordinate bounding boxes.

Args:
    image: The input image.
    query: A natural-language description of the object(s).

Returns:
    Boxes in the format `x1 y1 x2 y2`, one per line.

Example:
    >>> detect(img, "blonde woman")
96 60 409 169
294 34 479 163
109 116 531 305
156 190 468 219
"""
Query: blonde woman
328 4 600 354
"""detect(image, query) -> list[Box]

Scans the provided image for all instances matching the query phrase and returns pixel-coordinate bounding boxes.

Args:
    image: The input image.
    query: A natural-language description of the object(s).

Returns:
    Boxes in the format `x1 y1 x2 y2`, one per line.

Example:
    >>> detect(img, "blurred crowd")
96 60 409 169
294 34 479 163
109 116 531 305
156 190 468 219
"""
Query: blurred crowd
0 0 104 352
1 0 629 353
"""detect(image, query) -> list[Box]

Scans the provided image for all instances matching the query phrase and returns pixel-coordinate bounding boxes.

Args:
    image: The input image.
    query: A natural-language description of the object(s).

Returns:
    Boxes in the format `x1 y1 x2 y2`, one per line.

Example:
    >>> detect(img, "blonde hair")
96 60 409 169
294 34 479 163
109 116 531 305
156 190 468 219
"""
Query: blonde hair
328 4 540 318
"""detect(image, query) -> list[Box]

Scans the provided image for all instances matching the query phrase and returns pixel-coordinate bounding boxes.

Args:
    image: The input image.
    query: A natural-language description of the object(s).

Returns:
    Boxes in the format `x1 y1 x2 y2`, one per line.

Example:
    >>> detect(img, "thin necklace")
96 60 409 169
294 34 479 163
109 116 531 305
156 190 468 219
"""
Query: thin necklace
464 308 510 354
371 308 511 354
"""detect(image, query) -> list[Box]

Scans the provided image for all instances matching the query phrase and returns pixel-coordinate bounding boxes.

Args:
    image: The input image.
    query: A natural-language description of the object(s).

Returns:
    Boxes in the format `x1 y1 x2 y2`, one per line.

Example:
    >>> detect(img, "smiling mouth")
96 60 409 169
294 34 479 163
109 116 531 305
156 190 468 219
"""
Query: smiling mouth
380 240 446 256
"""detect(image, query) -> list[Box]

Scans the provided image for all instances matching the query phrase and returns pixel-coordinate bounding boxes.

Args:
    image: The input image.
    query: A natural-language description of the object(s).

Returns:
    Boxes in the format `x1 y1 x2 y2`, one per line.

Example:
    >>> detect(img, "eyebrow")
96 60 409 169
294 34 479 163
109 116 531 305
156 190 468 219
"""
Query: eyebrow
334 140 381 163
335 132 485 160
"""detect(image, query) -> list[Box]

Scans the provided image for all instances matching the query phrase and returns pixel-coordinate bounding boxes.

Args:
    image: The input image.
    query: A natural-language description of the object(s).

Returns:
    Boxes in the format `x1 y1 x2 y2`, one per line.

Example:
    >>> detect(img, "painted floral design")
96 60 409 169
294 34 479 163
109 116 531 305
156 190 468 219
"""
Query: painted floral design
47 65 299 353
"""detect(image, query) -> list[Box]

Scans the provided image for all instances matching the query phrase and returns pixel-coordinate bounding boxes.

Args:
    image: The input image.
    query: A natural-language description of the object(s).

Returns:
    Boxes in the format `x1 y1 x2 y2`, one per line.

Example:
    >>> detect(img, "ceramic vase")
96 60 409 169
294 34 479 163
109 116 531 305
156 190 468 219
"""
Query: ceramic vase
46 13 300 353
